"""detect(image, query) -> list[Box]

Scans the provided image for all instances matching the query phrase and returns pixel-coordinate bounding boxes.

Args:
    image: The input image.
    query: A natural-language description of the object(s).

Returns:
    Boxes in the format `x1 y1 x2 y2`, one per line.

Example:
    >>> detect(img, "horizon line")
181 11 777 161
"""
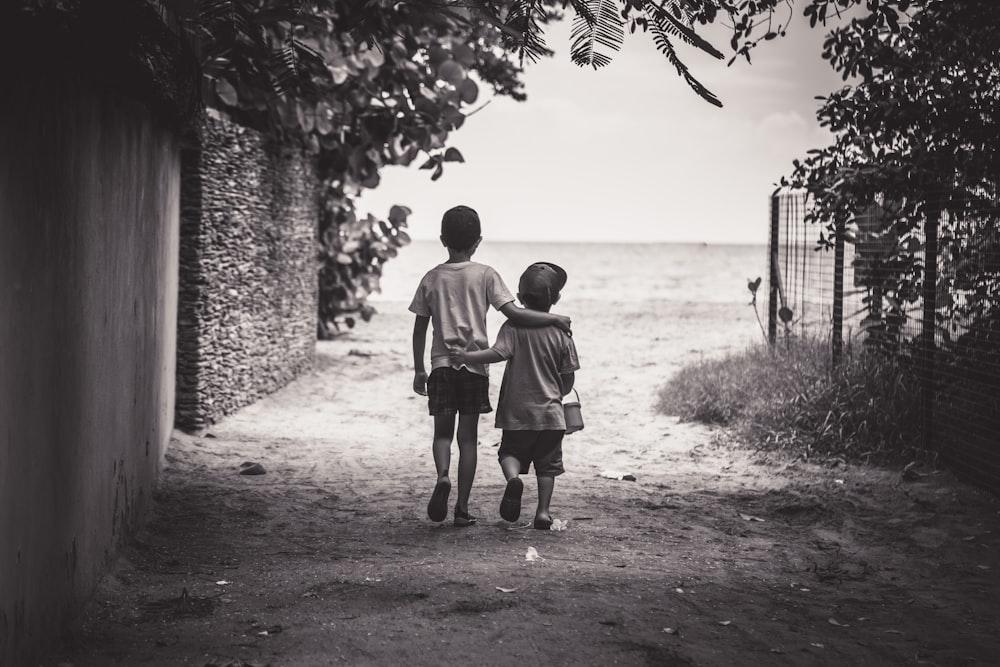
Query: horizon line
403 237 766 246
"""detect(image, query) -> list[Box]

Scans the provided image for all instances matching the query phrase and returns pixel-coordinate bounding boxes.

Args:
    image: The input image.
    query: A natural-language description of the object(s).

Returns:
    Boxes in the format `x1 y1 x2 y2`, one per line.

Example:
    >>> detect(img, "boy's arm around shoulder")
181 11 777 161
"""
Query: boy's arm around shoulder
498 301 572 335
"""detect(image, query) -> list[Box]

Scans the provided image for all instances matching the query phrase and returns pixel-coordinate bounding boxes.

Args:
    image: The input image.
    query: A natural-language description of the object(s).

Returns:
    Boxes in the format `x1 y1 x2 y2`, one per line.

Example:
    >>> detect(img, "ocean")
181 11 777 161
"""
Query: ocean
370 240 771 376
373 240 769 309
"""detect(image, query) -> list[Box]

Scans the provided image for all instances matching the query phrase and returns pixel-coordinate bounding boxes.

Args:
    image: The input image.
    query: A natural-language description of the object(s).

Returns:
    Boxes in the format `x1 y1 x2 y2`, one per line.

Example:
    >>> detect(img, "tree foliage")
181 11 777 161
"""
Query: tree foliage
20 0 805 334
186 1 535 335
180 0 802 335
777 0 1000 352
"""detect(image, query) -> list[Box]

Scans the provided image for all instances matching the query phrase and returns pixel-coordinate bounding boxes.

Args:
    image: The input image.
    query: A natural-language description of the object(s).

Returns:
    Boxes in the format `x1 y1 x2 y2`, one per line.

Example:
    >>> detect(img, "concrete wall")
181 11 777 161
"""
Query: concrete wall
0 80 180 664
175 113 318 430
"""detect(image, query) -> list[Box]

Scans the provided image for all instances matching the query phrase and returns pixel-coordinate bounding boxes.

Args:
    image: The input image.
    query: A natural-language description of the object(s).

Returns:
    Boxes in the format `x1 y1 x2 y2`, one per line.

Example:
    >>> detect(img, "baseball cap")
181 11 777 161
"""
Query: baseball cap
519 262 568 306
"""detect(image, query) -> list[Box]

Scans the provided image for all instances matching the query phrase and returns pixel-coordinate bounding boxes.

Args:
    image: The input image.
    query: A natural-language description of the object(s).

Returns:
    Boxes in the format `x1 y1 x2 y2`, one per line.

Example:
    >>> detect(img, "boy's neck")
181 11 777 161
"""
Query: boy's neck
445 248 474 263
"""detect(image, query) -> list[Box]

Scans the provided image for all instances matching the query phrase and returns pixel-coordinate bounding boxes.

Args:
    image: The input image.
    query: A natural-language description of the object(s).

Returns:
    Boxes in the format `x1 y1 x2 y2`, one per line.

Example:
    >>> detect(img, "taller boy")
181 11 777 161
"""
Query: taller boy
410 205 570 527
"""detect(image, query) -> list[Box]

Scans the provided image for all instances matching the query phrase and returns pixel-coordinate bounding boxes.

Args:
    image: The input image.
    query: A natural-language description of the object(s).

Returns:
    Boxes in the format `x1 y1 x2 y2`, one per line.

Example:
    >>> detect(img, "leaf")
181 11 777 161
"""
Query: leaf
315 103 334 135
569 0 625 69
451 43 476 66
358 44 385 68
495 587 517 593
458 77 479 104
443 147 465 163
437 60 466 86
647 17 722 107
215 77 239 106
388 205 411 225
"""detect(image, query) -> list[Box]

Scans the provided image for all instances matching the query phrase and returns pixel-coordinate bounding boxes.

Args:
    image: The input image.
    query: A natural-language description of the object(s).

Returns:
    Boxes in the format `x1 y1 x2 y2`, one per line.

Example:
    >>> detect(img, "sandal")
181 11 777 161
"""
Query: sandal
499 478 523 522
533 516 553 530
427 479 451 522
453 507 478 527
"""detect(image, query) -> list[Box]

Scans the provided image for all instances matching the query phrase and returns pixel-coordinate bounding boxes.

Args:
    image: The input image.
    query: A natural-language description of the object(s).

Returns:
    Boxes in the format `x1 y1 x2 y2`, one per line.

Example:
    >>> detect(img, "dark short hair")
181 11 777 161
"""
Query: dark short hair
441 205 481 251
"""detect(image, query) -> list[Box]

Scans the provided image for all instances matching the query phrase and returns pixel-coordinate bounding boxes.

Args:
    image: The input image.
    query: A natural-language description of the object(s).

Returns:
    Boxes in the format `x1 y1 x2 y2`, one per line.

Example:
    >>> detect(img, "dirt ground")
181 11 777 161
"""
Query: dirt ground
48 304 1000 667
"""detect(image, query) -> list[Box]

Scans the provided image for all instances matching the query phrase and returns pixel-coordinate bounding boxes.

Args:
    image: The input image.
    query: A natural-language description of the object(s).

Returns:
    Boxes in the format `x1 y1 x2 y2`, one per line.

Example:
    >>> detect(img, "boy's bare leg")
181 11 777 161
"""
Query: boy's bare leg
454 413 479 517
427 414 455 522
499 455 523 522
499 456 521 482
431 414 456 479
535 475 555 527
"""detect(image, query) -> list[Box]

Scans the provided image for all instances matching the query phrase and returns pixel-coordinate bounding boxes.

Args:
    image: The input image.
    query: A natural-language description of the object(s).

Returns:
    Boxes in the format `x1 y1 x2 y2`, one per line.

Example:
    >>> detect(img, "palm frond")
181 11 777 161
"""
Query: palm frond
269 45 298 95
503 0 553 65
569 0 625 69
645 1 724 60
649 16 722 107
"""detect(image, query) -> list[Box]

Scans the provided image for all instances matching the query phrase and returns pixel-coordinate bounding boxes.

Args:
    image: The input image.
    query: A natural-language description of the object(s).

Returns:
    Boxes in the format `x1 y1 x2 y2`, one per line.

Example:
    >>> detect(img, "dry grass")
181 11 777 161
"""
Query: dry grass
657 336 926 463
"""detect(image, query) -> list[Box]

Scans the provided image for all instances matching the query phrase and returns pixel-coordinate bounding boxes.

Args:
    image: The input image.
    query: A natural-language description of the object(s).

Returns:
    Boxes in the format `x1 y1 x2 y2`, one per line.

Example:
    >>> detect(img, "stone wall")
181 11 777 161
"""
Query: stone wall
176 113 319 430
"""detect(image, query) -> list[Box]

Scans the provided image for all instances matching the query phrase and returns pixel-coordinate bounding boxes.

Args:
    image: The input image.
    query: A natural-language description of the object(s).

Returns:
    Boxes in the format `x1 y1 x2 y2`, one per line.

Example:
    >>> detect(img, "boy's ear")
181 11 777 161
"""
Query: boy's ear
471 236 482 251
552 292 561 306
440 235 447 247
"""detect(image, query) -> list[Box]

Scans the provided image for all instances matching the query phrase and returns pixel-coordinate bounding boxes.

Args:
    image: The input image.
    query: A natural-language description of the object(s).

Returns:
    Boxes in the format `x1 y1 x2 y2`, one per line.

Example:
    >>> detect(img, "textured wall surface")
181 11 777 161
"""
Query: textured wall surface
176 113 318 430
0 83 179 664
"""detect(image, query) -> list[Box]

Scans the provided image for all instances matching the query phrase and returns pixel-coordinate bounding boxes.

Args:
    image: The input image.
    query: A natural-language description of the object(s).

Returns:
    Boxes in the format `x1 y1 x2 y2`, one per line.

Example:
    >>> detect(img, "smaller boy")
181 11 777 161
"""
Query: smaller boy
410 207 571 528
449 262 580 529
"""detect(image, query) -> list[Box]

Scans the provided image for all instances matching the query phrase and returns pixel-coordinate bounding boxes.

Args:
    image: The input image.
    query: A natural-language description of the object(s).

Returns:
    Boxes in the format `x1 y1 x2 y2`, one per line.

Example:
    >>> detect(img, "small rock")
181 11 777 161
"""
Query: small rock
239 462 266 475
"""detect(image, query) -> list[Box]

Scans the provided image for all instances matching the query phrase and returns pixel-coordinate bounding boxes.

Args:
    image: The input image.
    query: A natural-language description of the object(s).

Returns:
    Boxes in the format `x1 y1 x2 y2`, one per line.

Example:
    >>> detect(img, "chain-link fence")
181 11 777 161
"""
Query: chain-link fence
768 189 1000 494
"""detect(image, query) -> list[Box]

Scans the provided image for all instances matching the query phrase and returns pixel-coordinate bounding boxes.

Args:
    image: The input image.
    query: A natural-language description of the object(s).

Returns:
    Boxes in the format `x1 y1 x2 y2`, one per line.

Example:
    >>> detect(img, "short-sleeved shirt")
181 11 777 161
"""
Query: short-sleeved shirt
408 261 515 377
490 322 580 430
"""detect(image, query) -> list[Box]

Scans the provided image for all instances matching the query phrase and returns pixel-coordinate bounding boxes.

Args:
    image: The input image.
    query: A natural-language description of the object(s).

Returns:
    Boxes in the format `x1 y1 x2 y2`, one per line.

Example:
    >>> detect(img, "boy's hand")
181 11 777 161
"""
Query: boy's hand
448 348 467 367
554 313 572 335
413 371 428 396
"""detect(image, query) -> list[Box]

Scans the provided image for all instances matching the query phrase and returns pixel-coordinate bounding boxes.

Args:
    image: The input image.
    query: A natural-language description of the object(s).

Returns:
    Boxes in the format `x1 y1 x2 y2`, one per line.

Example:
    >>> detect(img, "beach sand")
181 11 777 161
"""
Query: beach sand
49 300 1000 666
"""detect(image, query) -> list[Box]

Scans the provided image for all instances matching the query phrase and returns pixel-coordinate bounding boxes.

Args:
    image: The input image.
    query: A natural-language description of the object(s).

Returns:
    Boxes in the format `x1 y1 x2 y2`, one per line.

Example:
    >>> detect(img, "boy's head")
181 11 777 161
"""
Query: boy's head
518 262 567 312
440 205 482 252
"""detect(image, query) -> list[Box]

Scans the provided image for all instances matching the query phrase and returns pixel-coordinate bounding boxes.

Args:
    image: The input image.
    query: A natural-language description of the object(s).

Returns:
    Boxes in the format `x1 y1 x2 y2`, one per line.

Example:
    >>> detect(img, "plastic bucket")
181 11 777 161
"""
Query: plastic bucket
564 389 584 434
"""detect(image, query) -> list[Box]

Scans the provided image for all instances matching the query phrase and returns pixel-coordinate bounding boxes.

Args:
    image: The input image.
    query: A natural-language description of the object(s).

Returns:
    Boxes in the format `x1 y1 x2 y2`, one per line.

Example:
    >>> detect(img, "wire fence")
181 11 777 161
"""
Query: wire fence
768 189 1000 494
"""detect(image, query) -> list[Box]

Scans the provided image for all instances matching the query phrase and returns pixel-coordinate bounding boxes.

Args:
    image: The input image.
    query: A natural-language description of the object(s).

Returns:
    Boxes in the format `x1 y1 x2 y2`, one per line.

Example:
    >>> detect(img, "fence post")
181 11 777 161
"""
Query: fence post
768 193 779 346
832 216 845 366
921 203 940 453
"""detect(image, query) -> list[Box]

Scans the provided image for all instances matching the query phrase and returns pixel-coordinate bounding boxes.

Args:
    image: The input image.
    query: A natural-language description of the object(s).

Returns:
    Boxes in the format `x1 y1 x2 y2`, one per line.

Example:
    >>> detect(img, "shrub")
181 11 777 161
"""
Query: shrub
657 336 925 463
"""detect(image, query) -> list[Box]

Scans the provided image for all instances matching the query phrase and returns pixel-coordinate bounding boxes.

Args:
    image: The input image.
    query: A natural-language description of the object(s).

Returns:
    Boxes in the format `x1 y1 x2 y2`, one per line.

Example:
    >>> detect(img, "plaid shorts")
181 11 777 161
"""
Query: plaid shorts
426 367 492 416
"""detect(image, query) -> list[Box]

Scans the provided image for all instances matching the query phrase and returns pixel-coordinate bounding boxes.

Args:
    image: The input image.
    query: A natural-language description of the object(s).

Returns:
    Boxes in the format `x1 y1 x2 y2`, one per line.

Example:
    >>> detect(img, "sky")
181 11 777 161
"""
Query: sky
356 9 849 245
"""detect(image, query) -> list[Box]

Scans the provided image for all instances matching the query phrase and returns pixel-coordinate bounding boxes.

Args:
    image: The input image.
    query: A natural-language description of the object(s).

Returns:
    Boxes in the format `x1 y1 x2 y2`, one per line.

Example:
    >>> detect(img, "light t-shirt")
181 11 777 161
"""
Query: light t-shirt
490 322 581 430
408 261 515 377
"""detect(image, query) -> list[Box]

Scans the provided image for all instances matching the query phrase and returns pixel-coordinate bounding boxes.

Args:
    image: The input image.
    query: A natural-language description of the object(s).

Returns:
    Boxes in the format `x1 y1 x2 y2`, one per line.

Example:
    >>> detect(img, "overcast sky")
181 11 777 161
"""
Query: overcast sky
357 11 848 245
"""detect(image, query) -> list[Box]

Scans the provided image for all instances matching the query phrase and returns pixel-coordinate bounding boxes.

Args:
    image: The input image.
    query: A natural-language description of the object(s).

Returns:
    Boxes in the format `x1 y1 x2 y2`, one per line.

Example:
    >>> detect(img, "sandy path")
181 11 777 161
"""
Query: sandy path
49 302 1000 667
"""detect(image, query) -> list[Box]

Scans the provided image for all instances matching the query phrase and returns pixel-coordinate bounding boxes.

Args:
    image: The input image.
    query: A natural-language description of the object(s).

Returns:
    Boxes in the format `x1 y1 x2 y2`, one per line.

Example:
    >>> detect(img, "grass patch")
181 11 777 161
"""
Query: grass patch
657 337 925 463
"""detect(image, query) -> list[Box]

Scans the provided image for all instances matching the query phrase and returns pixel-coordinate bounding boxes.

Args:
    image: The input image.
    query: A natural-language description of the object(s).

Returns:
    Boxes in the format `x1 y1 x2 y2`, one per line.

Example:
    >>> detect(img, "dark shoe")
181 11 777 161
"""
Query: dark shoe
453 507 478 527
499 478 523 522
427 479 451 522
533 516 553 530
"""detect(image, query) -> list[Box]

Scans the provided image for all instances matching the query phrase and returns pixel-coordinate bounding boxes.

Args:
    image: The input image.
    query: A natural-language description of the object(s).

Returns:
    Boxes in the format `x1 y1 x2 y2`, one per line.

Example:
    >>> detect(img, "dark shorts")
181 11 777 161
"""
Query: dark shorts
499 429 565 477
426 367 492 416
